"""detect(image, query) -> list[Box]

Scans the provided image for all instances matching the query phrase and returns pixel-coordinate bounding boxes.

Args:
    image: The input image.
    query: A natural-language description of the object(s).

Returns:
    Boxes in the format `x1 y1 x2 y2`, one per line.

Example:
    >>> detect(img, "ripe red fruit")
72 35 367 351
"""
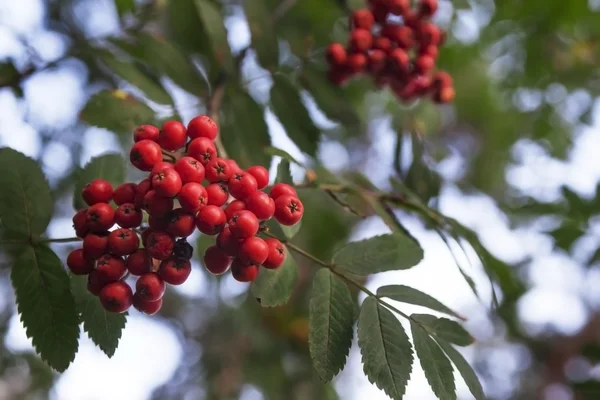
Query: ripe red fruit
231 260 259 282
83 231 109 260
228 210 259 239
228 172 258 200
187 115 218 141
246 165 269 189
126 249 153 275
87 271 106 295
145 231 175 260
327 67 351 86
115 203 143 228
433 85 455 104
368 49 387 73
143 190 174 215
158 120 187 151
203 245 232 275
86 203 115 232
414 55 435 73
166 208 196 237
96 254 127 283
389 0 410 16
187 137 217 165
135 273 165 302
178 182 208 213
216 227 240 256
148 213 169 231
152 168 182 198
134 124 160 142
174 157 205 184
205 158 232 183
326 43 347 66
371 3 388 24
382 25 414 49
274 195 304 226
350 28 373 52
420 44 439 59
73 209 89 238
206 183 229 207
100 281 133 313
433 71 453 88
419 0 438 17
67 248 95 275
113 183 137 205
263 238 286 269
373 36 393 53
225 159 243 175
239 236 269 265
224 200 246 221
388 48 410 73
130 139 162 171
134 178 152 208
245 191 275 220
195 205 226 235
269 183 297 200
133 295 163 315
347 53 368 72
108 228 139 256
158 257 192 285
82 179 113 205
352 9 374 30
151 162 175 177
417 22 441 46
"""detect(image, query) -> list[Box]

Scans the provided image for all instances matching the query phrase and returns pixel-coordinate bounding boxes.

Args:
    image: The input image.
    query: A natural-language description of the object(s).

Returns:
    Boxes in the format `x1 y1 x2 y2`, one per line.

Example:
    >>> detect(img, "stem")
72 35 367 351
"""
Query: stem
207 79 227 158
161 149 176 162
39 237 82 244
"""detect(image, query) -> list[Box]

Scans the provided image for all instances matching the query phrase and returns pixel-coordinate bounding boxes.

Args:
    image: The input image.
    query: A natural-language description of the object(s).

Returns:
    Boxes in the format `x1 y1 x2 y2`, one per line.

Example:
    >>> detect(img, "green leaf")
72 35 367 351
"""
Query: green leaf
264 146 303 166
358 297 413 400
80 90 155 136
549 223 585 252
244 0 279 70
11 245 79 371
309 269 355 381
221 86 271 169
0 148 52 237
377 285 465 320
412 314 474 347
437 340 486 400
333 233 424 276
410 322 456 400
193 0 234 73
71 275 126 357
73 154 126 210
114 0 135 17
275 159 293 185
0 61 20 87
251 250 298 306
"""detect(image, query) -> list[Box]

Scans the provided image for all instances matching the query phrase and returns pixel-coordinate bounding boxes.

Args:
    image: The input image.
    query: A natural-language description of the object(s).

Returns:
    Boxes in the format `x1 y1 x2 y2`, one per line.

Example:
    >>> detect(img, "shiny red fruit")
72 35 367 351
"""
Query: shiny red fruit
246 165 269 189
244 191 275 220
134 178 152 208
73 209 89 238
350 28 373 52
126 249 153 276
228 210 259 239
216 227 240 257
145 231 175 260
152 168 182 198
351 8 374 30
205 158 232 183
100 281 133 313
87 270 106 296
174 157 205 184
96 254 127 284
133 295 163 315
203 245 232 275
389 0 410 16
263 238 286 269
158 120 187 151
113 183 137 205
67 248 95 275
158 257 192 285
82 231 109 260
115 203 143 228
108 228 139 256
347 52 368 72
224 200 247 221
166 208 196 237
178 182 208 213
187 115 218 141
143 190 174 215
326 43 347 66
86 202 115 232
419 0 438 17
130 140 162 171
195 205 226 235
135 273 165 302
187 137 217 165
206 183 229 207
134 124 160 142
239 236 269 265
231 259 259 282
274 195 304 226
82 179 113 205
269 183 297 200
368 49 387 73
228 172 258 200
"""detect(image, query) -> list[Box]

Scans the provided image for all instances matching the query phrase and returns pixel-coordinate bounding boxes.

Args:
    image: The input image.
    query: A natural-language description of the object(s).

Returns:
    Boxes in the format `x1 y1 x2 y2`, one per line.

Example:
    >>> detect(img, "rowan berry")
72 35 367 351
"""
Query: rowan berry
86 202 115 232
206 183 229 207
246 165 269 189
389 0 410 16
134 178 152 208
244 191 275 220
274 195 304 226
269 183 297 200
126 249 153 276
130 139 162 171
115 203 143 228
228 172 258 200
96 254 127 283
203 245 232 275
100 281 133 313
224 200 247 221
82 231 109 260
133 295 163 315
368 49 387 73
145 231 175 260
433 86 455 104
388 48 410 73
135 273 165 302
134 124 160 142
108 228 139 256
231 259 259 282
174 157 205 184
158 120 187 151
113 183 137 205
187 137 217 165
414 55 435 73
216 227 240 256
417 22 441 46
225 159 243 175
166 208 196 237
82 179 113 205
350 28 373 52
178 182 208 213
418 0 438 17
373 36 393 53
187 115 218 141
263 238 286 269
351 8 375 30
67 248 95 275
239 236 269 265
143 190 174 215
347 52 368 72
326 43 347 66
158 257 192 285
205 158 232 183
420 44 439 59
195 205 226 235
148 213 169 231
173 238 194 260
228 210 259 239
152 168 182 198
73 209 89 238
151 161 175 177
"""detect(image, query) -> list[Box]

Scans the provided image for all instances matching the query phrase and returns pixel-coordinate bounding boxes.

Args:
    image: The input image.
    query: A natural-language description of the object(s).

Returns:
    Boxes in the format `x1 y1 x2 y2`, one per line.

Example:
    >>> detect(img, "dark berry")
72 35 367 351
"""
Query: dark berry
203 245 232 275
87 270 106 295
100 281 133 313
173 238 194 260
145 231 175 260
73 209 89 238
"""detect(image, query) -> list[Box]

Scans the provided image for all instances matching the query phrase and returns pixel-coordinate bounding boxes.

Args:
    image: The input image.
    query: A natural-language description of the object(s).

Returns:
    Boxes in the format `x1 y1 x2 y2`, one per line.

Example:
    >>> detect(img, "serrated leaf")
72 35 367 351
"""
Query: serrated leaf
333 233 423 276
193 0 234 73
309 269 355 381
264 146 303 166
71 275 126 357
0 148 52 237
73 154 126 210
270 75 320 157
11 245 79 371
221 86 271 169
437 340 486 400
410 322 457 400
244 0 278 70
358 297 413 400
80 90 155 136
377 285 465 320
251 250 298 306
412 314 474 347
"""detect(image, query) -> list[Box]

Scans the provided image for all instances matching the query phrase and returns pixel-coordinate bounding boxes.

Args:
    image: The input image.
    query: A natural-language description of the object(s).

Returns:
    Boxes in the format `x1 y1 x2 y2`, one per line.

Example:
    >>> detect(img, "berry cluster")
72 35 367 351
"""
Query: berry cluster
325 0 454 103
68 115 304 314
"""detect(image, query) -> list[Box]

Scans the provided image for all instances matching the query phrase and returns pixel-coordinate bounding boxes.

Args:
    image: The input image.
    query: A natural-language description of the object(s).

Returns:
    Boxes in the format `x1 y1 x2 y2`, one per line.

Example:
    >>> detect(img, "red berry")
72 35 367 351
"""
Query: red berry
216 227 240 256
388 48 410 73
246 165 269 189
100 281 133 313
133 294 163 315
225 159 243 175
166 208 196 237
245 191 275 220
389 0 410 16
195 205 226 235
151 161 175 176
152 168 182 198
350 28 373 52
82 179 113 205
134 178 152 208
82 231 109 260
228 210 259 239
178 182 208 213
148 213 169 231
205 158 232 183
96 254 127 284
130 140 162 171
187 137 217 165
433 71 453 88
126 249 153 276
326 43 347 66
108 228 139 256
417 22 441 46
203 245 232 275
382 25 414 49
263 238 286 269
231 259 259 282
239 236 269 265
67 248 95 275
87 270 106 295
269 183 297 200
73 209 89 238
143 190 174 215
187 115 218 141
158 120 187 151
115 203 143 228
414 55 435 73
351 8 374 30
228 172 258 200
433 85 455 104
347 53 368 72
327 67 352 86
141 228 154 247
86 203 115 232
372 4 389 24
368 49 387 73
420 44 439 59
145 231 175 260
206 183 229 207
158 257 192 285
373 36 394 53
134 124 160 142
224 200 246 221
419 0 438 17
174 157 205 184
135 273 165 302
113 183 137 205
274 195 304 226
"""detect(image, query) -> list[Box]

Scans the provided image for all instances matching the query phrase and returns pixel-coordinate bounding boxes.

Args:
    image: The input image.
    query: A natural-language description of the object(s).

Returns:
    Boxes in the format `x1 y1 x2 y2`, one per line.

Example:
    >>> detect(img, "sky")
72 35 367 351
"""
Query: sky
1 0 600 399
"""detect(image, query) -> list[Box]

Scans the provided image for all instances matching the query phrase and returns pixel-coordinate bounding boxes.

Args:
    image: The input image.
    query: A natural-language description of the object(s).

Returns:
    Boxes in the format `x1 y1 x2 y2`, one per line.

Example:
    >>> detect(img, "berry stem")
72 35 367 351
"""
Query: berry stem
161 149 176 162
39 237 82 243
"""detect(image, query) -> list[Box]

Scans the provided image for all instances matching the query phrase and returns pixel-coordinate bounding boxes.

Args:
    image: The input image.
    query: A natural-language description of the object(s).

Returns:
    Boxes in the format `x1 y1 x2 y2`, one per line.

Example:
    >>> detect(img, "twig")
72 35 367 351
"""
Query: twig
324 189 366 218
207 78 228 158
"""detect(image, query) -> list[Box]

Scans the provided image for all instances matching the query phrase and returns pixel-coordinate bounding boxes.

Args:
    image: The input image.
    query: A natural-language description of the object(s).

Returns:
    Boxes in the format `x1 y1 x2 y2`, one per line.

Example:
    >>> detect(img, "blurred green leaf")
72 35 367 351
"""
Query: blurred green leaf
251 251 298 307
275 159 293 185
548 223 585 252
412 314 474 347
244 0 278 70
73 154 126 210
572 380 600 397
437 340 485 400
193 0 234 74
264 146 303 166
114 0 135 17
0 61 20 86
377 285 465 320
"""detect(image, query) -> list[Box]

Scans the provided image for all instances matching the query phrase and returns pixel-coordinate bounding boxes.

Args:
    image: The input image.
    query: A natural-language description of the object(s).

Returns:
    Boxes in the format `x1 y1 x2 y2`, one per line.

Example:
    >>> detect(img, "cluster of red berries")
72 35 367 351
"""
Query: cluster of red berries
326 0 454 103
67 115 304 315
